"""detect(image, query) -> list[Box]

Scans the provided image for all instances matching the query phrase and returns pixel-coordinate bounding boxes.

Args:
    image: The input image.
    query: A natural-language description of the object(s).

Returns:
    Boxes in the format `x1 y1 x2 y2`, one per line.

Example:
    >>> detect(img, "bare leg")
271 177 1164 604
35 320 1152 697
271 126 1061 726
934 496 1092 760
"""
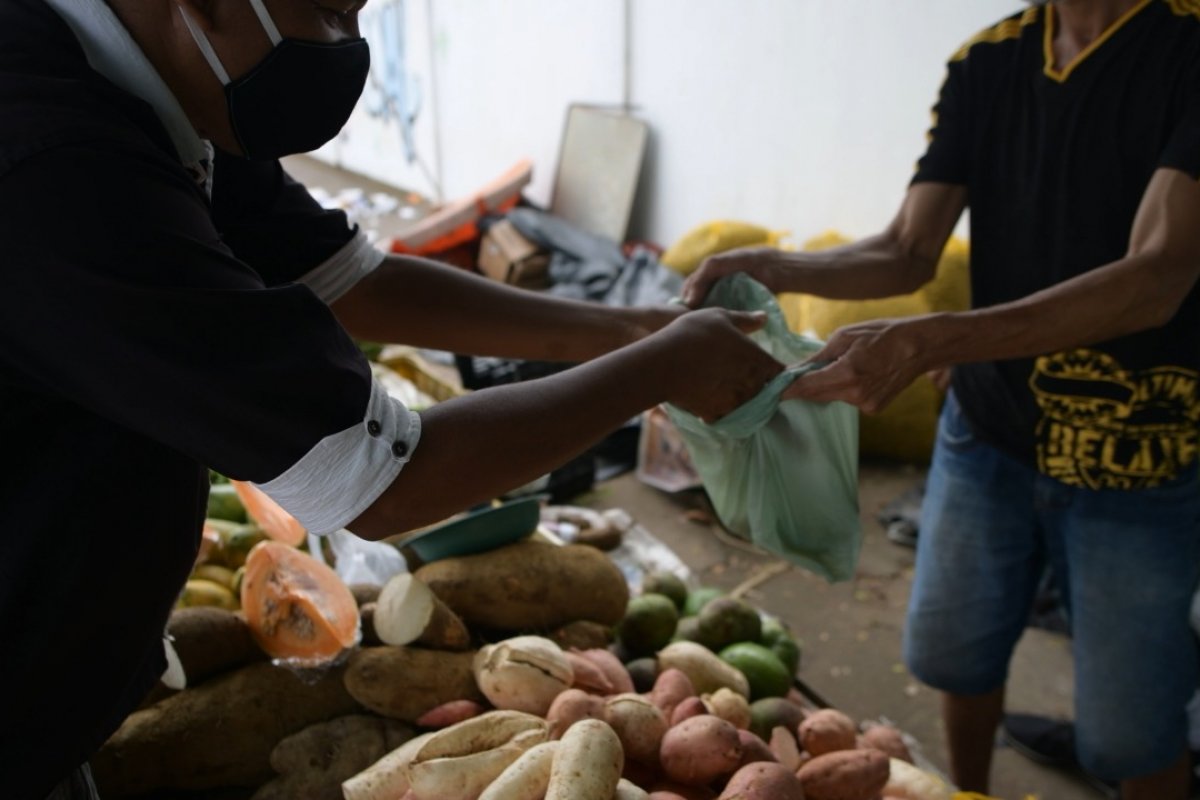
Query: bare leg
1121 749 1190 800
944 687 1005 793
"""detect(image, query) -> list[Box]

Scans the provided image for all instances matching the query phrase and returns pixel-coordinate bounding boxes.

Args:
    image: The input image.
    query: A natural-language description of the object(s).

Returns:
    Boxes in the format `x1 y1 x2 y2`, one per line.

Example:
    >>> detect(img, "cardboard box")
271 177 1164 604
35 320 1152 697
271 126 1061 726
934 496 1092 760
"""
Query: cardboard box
478 220 551 288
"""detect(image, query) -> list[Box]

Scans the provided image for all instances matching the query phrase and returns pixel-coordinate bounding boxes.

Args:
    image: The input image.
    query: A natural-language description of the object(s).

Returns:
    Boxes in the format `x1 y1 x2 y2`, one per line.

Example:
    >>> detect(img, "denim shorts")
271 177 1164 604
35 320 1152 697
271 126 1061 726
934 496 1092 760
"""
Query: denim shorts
903 391 1200 781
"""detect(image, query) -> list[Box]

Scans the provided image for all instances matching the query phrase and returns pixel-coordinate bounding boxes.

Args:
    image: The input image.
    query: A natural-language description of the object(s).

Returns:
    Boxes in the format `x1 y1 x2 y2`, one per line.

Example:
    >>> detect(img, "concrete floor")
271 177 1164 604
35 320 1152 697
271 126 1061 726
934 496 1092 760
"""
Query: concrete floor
582 464 1097 800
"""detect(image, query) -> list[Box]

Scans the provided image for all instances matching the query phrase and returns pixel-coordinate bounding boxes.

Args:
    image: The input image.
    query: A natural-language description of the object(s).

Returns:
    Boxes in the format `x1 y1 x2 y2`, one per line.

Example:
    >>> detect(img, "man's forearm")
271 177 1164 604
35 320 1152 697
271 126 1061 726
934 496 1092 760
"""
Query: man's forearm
909 249 1198 372
761 232 938 299
331 255 659 361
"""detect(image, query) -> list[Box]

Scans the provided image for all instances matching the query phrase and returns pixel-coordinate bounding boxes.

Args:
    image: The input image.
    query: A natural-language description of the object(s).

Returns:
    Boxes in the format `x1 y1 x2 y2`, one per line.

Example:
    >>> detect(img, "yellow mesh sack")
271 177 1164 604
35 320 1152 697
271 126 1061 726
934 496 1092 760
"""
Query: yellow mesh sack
779 230 971 464
660 220 787 276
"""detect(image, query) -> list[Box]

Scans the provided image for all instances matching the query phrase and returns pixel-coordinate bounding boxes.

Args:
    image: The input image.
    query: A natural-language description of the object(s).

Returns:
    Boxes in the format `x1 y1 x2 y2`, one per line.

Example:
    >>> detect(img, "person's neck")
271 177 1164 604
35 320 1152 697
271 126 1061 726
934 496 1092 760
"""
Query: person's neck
1051 0 1142 63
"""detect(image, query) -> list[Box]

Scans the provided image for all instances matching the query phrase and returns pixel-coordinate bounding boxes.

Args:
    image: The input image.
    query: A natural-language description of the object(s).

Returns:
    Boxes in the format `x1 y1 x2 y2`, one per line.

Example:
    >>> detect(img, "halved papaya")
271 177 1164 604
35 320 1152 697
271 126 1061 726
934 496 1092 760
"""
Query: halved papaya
240 541 360 664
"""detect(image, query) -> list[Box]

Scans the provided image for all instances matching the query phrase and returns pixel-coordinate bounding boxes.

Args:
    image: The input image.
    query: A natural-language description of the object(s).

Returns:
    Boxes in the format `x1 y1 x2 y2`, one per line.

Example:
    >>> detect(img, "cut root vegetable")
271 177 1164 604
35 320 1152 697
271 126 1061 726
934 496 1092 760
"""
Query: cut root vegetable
374 573 470 650
240 541 360 665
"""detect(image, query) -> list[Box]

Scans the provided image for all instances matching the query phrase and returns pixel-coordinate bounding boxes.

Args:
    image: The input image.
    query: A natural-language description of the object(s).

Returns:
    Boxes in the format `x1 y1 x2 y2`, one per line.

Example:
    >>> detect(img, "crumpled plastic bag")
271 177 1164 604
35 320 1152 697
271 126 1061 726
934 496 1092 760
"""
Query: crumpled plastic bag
665 274 860 581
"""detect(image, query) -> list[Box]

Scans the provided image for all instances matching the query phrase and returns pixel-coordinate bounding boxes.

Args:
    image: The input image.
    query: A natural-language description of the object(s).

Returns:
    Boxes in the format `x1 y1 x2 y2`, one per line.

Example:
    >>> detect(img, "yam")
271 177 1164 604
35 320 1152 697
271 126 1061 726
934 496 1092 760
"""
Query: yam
415 541 628 630
797 749 890 800
374 573 470 650
92 662 360 795
549 620 613 651
251 714 412 800
546 719 624 800
345 646 483 722
165 607 264 688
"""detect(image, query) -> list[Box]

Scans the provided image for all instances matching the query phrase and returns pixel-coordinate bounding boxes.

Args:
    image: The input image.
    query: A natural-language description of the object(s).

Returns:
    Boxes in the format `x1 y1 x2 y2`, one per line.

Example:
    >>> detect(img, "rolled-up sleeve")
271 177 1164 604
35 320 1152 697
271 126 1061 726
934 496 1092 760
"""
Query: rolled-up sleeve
0 142 415 529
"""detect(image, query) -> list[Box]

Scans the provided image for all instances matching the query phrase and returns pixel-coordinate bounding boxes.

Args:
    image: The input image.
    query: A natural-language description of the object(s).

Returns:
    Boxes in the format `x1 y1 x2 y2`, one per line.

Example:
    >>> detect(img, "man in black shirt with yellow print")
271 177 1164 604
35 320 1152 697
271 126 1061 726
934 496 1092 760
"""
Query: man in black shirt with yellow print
687 1 1200 798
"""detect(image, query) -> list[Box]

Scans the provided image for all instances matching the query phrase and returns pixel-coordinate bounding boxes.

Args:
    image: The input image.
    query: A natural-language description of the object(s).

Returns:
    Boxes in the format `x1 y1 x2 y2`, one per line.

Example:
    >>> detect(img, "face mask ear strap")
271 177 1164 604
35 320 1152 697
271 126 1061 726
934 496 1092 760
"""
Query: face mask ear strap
248 0 284 46
178 4 232 85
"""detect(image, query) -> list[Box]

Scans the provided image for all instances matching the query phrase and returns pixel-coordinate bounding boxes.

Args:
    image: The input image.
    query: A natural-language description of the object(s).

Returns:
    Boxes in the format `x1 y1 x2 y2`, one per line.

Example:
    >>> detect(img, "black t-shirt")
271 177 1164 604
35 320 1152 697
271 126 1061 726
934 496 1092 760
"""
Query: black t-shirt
0 2 374 796
914 0 1200 490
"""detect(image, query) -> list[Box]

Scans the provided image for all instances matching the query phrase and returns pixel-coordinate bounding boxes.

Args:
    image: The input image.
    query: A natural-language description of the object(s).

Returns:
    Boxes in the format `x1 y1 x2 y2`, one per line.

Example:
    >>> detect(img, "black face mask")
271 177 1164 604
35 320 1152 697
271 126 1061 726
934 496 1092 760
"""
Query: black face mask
180 0 370 160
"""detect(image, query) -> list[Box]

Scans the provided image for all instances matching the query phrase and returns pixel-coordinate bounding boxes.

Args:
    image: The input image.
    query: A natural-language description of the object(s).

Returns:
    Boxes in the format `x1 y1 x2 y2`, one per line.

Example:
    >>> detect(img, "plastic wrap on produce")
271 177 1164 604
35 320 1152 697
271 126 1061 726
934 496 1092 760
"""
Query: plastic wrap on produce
599 508 691 596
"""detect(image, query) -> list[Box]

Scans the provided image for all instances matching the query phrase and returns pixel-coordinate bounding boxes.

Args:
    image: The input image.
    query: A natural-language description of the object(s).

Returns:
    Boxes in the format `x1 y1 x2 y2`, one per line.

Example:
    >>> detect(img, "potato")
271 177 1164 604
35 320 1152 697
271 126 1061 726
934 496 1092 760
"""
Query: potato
474 636 574 716
647 668 696 720
254 715 412 800
879 757 953 800
342 732 435 800
546 719 624 800
659 715 743 787
92 662 360 795
797 708 857 756
478 740 559 800
546 689 607 740
859 723 914 764
657 642 749 698
605 693 669 766
717 762 806 799
734 730 777 768
797 749 890 800
344 647 483 722
416 541 629 630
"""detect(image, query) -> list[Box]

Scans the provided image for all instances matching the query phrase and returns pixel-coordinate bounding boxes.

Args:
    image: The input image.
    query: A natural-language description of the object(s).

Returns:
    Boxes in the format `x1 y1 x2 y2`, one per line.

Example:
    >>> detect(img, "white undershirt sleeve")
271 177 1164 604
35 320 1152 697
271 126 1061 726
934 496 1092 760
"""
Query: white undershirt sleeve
298 229 386 305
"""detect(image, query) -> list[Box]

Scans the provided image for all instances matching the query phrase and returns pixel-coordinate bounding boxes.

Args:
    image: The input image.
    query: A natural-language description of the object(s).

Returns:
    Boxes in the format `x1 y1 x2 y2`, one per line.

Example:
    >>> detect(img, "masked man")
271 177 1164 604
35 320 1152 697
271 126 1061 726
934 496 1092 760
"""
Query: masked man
0 2 785 797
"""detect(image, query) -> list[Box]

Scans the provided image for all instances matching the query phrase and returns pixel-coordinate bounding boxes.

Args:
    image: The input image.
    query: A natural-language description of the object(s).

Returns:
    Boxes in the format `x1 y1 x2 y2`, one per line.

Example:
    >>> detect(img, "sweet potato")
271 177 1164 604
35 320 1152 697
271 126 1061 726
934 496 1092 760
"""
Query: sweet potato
415 699 486 729
797 748 890 800
406 711 548 800
92 662 360 795
647 668 696 720
165 607 264 687
574 648 636 694
616 778 652 799
546 719 624 800
251 714 412 800
342 732 434 800
798 708 858 756
657 642 749 698
478 741 558 800
344 646 483 722
669 697 707 727
859 723 914 764
648 781 718 799
546 689 607 740
659 715 743 787
474 636 574 716
768 726 802 771
734 730 777 768
565 650 616 694
879 757 953 800
415 541 629 630
717 761 805 799
702 688 751 730
605 693 668 766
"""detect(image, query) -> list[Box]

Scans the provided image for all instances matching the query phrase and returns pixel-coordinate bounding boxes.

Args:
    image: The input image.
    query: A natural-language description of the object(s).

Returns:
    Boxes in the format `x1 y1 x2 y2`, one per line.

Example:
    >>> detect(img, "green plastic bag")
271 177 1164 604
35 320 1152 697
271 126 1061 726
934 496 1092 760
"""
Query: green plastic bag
666 274 861 581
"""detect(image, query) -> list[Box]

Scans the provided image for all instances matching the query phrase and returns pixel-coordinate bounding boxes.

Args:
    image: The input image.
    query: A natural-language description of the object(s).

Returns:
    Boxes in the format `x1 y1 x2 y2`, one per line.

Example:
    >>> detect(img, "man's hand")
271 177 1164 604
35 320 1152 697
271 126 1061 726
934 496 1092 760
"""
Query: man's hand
652 308 783 422
782 317 935 414
681 246 781 308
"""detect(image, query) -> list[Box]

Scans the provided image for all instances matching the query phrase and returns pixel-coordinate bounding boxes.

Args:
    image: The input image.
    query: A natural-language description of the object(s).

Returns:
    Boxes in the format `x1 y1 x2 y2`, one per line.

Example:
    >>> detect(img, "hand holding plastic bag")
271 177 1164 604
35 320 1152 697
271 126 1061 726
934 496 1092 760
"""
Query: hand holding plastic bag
665 274 861 581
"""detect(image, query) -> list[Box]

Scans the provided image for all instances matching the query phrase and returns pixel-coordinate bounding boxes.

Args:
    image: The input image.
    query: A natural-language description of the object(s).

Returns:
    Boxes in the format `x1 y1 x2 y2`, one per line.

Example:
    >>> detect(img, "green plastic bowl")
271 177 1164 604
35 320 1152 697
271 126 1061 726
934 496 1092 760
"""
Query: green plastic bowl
401 497 540 565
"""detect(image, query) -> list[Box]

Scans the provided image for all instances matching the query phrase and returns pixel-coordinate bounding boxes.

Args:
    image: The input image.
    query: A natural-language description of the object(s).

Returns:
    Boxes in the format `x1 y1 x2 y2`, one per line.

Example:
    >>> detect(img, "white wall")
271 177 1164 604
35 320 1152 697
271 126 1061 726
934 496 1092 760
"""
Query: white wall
314 0 1023 245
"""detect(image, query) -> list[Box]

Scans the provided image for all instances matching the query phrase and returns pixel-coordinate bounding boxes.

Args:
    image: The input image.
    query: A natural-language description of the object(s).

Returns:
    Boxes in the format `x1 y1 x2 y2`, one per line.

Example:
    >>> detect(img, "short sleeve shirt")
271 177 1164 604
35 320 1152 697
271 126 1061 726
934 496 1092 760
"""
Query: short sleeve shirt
0 2 413 795
914 0 1200 490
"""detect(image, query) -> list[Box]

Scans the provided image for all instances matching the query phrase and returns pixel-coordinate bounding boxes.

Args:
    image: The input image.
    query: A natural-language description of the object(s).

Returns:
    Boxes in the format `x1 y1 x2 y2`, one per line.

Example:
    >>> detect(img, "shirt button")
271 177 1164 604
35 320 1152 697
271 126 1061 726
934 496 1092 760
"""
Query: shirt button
367 420 382 437
391 440 409 458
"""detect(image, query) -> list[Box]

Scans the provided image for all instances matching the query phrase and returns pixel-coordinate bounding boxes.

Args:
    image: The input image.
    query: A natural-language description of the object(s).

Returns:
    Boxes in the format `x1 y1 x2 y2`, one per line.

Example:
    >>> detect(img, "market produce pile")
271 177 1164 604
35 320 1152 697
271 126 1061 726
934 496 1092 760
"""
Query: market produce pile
94 490 964 800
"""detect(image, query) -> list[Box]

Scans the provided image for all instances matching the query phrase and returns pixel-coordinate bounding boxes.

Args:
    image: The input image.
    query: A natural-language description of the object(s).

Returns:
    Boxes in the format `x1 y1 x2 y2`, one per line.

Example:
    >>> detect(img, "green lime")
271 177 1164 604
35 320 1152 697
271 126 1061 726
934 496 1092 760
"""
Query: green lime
769 636 802 676
719 642 792 700
682 586 725 617
205 483 246 523
642 571 689 610
616 593 679 657
698 597 763 651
